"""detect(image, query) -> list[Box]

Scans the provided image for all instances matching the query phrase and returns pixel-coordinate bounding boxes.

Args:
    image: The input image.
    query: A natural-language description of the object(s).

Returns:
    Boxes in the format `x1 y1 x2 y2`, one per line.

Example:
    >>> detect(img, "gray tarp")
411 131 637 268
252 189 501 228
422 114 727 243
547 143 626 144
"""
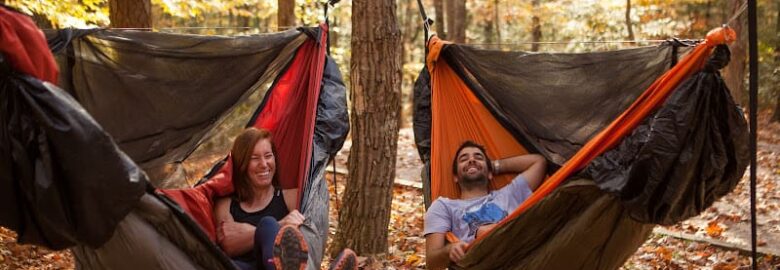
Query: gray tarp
46 28 307 185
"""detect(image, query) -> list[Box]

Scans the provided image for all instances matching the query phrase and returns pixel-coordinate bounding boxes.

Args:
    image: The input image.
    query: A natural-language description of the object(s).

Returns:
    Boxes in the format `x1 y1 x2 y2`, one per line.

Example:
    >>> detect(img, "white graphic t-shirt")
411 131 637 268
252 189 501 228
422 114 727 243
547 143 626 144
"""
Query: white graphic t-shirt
423 175 533 243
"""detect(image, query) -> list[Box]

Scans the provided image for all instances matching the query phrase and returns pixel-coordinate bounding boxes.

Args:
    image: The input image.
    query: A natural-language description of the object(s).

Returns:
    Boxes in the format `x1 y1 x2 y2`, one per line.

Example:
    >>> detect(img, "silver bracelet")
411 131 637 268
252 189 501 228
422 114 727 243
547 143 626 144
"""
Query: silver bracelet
493 160 500 174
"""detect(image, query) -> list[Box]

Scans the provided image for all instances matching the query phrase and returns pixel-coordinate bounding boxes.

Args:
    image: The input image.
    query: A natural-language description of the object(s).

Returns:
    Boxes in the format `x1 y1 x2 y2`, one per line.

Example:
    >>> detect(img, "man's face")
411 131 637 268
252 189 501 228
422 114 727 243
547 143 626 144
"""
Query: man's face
454 146 491 185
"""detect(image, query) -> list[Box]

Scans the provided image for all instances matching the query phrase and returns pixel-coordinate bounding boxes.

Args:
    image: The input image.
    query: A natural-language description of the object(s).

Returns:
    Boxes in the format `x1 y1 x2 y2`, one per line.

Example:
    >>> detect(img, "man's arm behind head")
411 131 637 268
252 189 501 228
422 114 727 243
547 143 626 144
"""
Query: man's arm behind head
494 154 547 190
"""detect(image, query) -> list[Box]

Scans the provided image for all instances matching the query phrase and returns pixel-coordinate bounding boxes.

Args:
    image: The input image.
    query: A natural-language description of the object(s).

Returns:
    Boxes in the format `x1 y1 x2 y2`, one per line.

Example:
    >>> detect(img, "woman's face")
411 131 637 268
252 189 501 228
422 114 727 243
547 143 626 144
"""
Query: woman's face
247 139 276 188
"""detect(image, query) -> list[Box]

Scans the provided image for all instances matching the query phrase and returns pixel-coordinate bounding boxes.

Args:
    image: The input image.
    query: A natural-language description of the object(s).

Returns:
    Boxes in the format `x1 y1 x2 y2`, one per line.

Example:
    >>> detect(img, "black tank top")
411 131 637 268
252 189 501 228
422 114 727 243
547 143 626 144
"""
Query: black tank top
230 188 290 225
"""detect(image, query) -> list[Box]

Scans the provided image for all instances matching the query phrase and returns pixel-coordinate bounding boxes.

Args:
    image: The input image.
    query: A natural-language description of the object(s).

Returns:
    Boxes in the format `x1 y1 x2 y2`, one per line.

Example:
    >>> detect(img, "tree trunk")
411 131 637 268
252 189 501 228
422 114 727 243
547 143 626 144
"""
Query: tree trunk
625 0 635 41
722 0 746 106
494 0 501 44
278 0 295 29
434 0 446 39
531 0 541 51
109 0 151 28
332 0 402 256
446 0 466 43
772 3 780 123
331 16 339 49
483 13 494 43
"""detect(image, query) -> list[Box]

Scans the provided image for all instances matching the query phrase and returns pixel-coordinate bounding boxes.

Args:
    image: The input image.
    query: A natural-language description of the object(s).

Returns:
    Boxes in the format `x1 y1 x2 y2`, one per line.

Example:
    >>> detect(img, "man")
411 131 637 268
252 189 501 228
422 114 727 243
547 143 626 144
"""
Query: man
424 140 547 269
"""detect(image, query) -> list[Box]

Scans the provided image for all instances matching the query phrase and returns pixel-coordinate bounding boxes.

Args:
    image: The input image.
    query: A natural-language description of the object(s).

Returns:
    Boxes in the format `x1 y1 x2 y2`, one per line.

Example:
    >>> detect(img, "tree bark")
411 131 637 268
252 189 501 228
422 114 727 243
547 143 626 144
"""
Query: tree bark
446 0 466 43
331 16 339 49
332 0 402 256
483 9 494 44
531 0 541 51
772 2 780 123
494 0 501 44
434 0 446 39
278 0 295 29
722 0 746 106
109 0 151 28
625 0 635 42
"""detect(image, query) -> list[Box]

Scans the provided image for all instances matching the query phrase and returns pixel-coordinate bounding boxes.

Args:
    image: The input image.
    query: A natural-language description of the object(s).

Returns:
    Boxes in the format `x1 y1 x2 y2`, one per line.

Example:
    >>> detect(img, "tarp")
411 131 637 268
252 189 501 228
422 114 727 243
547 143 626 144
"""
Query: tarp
415 28 748 269
45 27 307 185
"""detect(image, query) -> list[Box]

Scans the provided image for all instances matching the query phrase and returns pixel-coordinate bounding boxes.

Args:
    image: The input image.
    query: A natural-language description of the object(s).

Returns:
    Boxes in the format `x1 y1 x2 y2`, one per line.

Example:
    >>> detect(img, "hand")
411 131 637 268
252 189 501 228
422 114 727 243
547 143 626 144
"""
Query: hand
448 242 468 263
216 221 254 249
279 210 305 227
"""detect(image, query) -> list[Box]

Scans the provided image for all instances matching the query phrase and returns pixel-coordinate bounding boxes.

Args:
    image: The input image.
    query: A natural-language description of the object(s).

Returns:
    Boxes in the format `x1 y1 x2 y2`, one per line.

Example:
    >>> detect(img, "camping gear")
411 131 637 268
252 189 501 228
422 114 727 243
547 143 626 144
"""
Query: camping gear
414 28 748 269
1 6 348 269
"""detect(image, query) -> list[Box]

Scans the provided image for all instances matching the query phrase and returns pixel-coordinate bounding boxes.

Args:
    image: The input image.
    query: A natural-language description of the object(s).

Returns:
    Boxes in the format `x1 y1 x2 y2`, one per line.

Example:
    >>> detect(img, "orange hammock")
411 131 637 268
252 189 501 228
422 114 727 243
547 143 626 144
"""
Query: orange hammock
425 27 736 247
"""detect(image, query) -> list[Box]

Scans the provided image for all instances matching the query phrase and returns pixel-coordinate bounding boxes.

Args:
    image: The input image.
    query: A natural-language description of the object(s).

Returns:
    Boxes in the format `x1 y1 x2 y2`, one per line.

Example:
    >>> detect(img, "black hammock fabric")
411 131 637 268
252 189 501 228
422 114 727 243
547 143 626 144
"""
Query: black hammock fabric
0 56 146 250
45 28 307 185
584 45 749 225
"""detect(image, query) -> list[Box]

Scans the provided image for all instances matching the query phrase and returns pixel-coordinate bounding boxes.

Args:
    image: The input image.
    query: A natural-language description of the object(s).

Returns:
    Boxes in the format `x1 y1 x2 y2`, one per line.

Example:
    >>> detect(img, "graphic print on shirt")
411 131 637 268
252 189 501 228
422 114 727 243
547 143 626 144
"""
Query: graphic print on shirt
461 201 507 239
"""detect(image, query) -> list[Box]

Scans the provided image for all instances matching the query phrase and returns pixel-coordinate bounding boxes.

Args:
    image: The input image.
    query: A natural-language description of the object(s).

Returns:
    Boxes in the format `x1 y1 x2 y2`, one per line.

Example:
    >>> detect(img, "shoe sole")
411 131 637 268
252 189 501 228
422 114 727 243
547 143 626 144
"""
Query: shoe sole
273 225 309 270
329 249 357 270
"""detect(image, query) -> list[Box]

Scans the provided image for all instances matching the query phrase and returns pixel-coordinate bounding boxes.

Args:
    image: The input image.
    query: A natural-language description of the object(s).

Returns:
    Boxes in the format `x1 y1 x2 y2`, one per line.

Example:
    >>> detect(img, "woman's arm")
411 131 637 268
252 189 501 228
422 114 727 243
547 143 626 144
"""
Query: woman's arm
214 197 255 256
280 188 305 227
282 189 298 212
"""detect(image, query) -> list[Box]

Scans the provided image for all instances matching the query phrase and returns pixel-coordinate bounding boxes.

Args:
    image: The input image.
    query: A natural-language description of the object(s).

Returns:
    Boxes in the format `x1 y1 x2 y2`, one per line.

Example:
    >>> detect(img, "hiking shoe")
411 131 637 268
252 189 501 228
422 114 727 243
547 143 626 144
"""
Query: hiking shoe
329 248 357 270
273 225 309 270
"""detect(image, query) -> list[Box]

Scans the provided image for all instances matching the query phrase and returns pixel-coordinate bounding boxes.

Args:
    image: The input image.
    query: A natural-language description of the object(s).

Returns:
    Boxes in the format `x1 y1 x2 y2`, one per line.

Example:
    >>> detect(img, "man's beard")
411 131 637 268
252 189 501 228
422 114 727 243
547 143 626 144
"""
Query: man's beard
458 172 489 191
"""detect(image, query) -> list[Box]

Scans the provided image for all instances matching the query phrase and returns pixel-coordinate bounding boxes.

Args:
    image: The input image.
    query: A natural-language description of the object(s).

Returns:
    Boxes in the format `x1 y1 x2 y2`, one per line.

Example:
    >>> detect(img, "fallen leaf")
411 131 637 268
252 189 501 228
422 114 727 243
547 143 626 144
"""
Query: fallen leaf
656 246 672 262
405 254 422 266
706 221 724 238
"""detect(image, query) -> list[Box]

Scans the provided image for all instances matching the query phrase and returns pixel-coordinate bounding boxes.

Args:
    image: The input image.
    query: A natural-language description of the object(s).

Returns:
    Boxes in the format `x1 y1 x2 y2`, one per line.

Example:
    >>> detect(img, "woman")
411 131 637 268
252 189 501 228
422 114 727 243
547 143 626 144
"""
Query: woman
215 127 357 270
214 127 307 270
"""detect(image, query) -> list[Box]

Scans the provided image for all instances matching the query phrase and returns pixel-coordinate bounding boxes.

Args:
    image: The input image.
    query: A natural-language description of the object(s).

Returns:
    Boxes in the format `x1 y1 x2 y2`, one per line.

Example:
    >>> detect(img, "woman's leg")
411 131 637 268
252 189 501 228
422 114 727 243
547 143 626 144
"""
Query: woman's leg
254 216 280 270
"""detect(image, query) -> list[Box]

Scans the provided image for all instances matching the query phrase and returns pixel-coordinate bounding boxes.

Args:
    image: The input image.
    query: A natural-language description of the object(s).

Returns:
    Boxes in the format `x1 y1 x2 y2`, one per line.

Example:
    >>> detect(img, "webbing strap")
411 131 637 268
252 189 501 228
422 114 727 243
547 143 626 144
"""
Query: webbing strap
747 0 758 267
415 0 432 63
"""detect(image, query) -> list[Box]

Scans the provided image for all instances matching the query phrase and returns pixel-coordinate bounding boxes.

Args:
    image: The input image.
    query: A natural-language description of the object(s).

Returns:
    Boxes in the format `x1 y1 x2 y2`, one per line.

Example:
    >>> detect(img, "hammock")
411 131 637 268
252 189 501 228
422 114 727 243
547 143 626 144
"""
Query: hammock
1 7 348 270
414 28 749 269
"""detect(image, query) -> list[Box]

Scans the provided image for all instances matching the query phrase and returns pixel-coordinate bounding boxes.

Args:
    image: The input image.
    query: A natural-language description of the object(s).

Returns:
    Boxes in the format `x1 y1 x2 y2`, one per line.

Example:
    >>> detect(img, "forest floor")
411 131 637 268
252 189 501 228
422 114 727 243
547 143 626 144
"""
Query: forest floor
1 112 779 269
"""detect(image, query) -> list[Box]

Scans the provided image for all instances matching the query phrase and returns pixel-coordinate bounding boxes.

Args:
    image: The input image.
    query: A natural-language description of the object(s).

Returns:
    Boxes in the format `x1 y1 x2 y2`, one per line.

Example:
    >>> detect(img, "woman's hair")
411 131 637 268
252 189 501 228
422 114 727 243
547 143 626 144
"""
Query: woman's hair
231 127 280 202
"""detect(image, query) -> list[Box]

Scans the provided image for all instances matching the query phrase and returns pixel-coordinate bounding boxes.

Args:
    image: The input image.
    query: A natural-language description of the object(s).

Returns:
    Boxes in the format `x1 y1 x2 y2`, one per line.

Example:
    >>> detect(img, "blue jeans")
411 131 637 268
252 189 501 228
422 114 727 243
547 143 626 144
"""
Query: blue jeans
233 216 280 270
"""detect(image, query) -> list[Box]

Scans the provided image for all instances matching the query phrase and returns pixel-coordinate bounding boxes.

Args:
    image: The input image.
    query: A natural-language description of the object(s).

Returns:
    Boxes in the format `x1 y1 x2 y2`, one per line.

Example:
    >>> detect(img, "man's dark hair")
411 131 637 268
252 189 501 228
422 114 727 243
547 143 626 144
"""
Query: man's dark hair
451 140 493 175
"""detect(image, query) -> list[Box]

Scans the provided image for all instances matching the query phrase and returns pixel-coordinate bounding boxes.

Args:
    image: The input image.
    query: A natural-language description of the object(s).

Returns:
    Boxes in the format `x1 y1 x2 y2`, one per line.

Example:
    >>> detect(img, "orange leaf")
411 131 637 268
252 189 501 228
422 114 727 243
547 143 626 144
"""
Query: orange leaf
656 246 672 262
706 221 724 237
